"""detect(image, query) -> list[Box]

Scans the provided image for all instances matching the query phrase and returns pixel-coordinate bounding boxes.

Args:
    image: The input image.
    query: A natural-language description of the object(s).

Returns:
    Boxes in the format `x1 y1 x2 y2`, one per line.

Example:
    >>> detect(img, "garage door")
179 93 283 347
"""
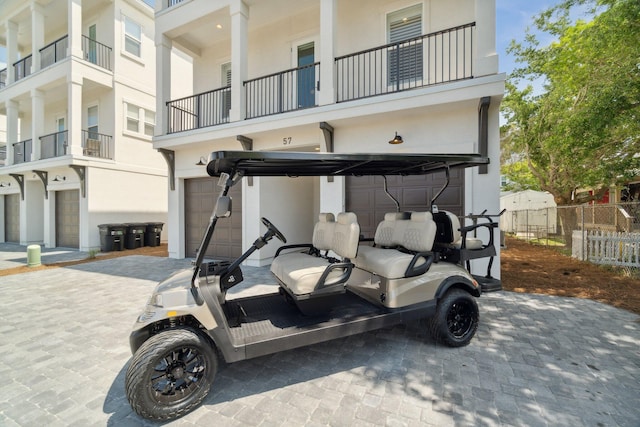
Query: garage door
345 169 464 239
4 193 20 243
185 178 242 259
56 190 79 248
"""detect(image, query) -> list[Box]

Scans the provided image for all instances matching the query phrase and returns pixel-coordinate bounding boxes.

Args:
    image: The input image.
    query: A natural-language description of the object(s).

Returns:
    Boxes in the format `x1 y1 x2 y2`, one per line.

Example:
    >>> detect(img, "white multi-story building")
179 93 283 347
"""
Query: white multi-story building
153 0 505 276
0 0 168 251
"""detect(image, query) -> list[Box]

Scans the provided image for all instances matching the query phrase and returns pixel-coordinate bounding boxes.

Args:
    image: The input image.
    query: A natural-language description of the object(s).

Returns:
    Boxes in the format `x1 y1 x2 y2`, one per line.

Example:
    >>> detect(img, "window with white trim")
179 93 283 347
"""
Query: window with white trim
144 109 155 136
124 102 154 137
124 16 142 57
387 5 423 85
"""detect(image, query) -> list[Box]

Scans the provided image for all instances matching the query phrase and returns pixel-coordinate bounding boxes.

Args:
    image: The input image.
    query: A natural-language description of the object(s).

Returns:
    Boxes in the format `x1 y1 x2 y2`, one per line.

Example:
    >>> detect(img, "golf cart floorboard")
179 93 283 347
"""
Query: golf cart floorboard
222 291 432 357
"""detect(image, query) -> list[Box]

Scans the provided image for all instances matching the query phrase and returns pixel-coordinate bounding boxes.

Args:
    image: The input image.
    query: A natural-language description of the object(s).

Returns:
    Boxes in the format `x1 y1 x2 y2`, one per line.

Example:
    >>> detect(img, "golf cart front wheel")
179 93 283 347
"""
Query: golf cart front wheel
430 289 479 347
125 328 218 420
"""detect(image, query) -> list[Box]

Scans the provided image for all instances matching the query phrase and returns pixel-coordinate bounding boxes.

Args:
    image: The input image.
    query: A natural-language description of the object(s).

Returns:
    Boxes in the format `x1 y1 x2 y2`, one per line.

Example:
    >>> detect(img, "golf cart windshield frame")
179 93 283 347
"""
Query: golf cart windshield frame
190 150 490 298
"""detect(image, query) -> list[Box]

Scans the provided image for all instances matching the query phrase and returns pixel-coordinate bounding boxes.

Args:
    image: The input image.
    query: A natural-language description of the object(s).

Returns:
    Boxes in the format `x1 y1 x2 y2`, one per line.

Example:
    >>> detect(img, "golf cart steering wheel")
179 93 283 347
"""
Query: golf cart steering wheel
261 217 287 243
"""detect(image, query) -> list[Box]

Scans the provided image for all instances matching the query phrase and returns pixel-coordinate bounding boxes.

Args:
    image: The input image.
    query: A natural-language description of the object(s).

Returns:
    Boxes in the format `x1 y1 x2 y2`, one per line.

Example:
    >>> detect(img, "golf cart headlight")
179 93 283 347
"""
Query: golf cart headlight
149 293 163 307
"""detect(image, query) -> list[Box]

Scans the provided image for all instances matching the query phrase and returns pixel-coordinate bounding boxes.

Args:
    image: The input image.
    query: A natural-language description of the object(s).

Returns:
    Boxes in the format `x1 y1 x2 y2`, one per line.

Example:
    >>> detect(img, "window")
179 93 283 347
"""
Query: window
88 105 99 137
144 109 155 136
124 16 142 57
387 5 423 86
126 104 139 132
125 102 154 137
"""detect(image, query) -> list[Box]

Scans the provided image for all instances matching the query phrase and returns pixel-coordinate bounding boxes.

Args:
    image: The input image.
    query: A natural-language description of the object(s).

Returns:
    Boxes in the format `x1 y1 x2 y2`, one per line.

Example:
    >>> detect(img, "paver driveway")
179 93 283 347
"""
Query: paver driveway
0 254 639 426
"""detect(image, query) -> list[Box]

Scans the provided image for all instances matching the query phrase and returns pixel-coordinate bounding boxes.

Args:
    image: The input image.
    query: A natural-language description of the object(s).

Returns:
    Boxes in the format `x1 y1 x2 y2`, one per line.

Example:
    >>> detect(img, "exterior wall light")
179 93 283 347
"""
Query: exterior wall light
52 175 66 182
196 156 207 166
388 132 403 144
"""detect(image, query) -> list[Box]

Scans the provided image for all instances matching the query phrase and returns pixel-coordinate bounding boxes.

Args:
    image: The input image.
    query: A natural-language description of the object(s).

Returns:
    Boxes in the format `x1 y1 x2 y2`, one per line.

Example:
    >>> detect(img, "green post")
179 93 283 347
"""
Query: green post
27 245 41 267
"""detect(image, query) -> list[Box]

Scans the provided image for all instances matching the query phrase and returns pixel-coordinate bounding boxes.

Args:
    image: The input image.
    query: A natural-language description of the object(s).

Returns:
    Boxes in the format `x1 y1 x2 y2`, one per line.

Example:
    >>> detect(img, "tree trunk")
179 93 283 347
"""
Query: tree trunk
557 206 578 251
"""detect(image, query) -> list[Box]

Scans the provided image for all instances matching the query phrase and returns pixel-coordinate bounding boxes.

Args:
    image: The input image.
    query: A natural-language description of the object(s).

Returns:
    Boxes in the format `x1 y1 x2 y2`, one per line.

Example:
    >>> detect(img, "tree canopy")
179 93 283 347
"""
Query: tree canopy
501 0 640 205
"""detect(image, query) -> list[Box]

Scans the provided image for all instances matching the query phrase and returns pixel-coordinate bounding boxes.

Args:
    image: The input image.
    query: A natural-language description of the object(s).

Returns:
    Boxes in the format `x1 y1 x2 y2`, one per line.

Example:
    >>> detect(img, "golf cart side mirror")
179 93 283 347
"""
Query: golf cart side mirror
215 196 232 218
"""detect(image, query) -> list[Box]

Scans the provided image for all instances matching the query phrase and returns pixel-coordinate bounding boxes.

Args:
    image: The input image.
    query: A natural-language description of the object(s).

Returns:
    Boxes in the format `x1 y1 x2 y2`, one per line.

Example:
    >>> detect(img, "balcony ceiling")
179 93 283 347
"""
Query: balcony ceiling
170 0 317 55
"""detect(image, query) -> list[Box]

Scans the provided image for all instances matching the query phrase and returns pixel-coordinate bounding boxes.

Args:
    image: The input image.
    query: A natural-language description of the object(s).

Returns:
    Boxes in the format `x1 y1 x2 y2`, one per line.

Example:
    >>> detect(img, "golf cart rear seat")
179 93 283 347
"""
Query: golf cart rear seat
354 212 436 279
271 212 360 314
432 210 496 264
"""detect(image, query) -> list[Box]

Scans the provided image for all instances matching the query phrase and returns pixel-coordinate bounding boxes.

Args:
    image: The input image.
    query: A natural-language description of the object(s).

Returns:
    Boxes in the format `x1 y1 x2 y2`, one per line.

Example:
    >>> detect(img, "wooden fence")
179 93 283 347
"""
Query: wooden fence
587 231 640 268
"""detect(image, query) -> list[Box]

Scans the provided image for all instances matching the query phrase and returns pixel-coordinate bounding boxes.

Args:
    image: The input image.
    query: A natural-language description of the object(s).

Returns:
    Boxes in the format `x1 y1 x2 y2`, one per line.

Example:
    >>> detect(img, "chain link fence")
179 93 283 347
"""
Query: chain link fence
501 202 640 275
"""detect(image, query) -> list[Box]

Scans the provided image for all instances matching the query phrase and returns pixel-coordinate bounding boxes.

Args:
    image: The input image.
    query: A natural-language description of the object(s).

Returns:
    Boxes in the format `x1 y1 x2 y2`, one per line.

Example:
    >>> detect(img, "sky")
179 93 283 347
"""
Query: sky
0 1 564 86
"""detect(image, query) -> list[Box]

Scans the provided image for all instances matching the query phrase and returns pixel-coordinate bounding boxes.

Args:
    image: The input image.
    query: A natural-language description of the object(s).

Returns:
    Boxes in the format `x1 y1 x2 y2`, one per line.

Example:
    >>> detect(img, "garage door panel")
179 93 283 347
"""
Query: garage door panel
185 178 242 259
56 190 79 248
346 172 464 238
4 194 20 243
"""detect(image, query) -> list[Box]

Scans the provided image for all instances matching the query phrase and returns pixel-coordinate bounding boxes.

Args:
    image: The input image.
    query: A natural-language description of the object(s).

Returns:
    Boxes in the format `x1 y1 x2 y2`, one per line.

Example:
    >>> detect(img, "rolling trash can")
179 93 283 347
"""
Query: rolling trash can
144 222 164 247
124 223 147 249
98 224 126 252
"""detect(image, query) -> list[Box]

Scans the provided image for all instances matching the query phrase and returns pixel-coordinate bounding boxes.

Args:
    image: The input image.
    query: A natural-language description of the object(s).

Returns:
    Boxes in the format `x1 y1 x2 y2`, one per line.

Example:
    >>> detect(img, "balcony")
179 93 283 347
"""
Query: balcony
245 62 320 119
0 68 6 88
335 23 475 102
167 86 231 134
40 36 68 69
165 23 475 133
82 130 112 160
40 130 68 159
13 139 33 164
166 0 185 8
82 35 112 71
14 55 33 82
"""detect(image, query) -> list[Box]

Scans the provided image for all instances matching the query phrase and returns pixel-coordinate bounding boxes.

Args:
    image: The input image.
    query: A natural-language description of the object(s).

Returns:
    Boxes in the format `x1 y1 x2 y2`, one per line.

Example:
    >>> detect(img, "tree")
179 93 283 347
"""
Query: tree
501 0 640 243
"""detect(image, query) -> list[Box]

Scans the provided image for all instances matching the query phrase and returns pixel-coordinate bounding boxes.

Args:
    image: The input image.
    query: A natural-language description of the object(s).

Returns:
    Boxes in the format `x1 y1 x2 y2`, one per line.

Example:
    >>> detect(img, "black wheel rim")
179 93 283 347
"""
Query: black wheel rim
446 299 475 339
150 346 207 404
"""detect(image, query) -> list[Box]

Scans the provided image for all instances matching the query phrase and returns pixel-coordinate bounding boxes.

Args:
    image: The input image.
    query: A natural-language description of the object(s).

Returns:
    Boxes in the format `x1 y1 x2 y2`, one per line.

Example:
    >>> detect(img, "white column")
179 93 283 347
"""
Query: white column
68 0 83 60
6 21 18 85
44 194 55 248
67 74 84 156
155 34 172 136
6 100 18 165
473 0 498 77
318 0 336 106
31 88 44 161
31 3 45 73
229 0 248 122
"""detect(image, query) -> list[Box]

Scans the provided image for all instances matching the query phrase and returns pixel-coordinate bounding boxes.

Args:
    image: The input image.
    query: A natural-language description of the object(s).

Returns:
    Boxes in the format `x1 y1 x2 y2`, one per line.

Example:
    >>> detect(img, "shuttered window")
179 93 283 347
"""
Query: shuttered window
387 5 423 86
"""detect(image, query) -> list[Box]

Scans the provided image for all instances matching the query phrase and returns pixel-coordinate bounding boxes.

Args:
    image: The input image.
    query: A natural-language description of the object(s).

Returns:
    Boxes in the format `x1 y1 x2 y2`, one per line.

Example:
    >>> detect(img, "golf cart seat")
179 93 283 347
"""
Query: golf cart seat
432 210 496 264
271 212 360 314
354 211 437 279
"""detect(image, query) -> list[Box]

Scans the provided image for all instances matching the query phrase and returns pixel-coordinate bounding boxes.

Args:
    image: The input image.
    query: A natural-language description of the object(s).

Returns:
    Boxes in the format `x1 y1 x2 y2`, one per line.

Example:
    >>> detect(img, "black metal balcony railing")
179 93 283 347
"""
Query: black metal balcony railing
14 55 33 82
82 130 112 159
167 0 185 7
40 131 69 159
40 35 68 69
0 68 6 88
0 145 6 162
335 22 475 102
167 86 231 133
13 139 33 164
245 62 319 119
82 35 112 71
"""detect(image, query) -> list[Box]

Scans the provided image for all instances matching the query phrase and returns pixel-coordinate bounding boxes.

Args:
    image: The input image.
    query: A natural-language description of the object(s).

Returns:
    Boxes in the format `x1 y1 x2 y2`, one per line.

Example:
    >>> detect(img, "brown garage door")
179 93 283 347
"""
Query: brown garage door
56 190 79 248
4 193 20 243
185 178 242 259
345 168 464 239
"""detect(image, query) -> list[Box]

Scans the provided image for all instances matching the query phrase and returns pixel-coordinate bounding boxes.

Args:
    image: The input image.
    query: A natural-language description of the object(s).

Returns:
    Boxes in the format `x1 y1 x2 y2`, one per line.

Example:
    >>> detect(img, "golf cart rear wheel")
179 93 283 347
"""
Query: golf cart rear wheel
430 289 479 347
125 328 218 420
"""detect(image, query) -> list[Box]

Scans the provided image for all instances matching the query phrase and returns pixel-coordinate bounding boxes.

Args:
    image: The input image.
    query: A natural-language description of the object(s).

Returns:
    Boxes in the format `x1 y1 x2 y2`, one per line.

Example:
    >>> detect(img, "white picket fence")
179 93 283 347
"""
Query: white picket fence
587 231 640 268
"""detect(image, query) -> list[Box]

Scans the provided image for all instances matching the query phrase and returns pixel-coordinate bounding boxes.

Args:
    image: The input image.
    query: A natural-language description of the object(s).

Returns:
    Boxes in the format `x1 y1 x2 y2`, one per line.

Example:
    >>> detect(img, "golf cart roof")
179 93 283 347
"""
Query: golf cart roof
207 151 489 177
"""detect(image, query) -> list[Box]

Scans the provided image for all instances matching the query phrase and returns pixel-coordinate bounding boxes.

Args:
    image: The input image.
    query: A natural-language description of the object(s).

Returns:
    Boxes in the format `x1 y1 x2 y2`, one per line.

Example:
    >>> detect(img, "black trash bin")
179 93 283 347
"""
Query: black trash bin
98 224 126 252
124 223 147 249
144 222 164 247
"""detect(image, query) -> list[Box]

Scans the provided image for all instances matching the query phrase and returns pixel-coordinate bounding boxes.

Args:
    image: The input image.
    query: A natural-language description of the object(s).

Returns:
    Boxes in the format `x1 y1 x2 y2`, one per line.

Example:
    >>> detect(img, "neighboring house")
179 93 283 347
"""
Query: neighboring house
0 0 168 251
500 190 557 235
153 0 505 276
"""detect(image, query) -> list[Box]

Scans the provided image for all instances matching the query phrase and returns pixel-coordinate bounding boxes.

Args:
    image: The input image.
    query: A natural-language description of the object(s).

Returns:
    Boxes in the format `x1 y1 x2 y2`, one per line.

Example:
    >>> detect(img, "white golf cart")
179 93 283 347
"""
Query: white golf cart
125 150 502 420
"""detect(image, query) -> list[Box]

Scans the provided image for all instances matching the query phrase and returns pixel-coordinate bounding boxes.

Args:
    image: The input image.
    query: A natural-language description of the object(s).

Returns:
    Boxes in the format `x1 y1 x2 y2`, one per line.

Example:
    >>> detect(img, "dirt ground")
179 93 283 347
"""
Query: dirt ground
2 239 639 316
501 235 640 316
